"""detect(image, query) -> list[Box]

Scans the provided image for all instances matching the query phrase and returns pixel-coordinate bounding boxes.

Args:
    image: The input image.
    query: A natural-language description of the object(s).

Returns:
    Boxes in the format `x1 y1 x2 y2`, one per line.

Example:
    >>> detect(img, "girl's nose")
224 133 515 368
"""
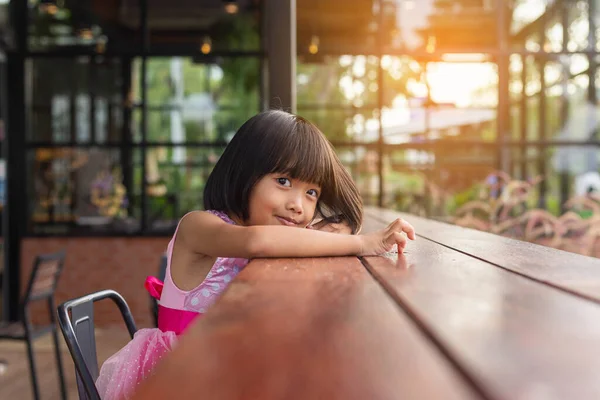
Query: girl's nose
286 194 303 214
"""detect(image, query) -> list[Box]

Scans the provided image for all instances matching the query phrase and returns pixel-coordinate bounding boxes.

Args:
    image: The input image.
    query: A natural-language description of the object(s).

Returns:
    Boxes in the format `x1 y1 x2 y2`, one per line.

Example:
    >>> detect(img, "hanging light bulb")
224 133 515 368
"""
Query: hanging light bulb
201 36 212 54
78 28 94 41
308 35 319 55
39 0 58 15
223 1 239 14
425 35 436 53
96 35 108 54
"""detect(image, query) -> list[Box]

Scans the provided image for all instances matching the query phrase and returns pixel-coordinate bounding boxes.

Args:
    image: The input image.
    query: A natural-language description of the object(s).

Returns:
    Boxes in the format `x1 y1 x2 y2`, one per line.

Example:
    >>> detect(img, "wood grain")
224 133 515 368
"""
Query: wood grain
132 257 481 400
363 215 600 399
365 206 600 303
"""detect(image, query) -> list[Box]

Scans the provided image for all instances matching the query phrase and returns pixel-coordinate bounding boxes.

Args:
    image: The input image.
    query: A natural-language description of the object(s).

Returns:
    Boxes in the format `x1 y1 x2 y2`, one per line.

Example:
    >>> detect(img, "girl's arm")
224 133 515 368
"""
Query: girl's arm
178 211 415 259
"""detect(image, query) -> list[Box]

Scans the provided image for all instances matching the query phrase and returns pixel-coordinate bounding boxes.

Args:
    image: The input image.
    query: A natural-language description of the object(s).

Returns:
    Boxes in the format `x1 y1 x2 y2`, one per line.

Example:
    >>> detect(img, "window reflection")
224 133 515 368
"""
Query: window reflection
28 148 136 234
16 0 600 252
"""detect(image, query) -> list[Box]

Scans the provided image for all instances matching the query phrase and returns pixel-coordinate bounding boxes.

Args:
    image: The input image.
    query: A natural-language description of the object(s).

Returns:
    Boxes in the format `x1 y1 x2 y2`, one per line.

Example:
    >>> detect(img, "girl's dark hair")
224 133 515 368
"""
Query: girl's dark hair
204 110 363 233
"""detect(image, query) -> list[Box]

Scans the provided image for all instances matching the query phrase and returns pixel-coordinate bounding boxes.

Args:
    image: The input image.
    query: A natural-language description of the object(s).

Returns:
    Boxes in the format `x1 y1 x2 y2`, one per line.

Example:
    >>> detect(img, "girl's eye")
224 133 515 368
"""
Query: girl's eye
276 177 291 187
307 189 319 198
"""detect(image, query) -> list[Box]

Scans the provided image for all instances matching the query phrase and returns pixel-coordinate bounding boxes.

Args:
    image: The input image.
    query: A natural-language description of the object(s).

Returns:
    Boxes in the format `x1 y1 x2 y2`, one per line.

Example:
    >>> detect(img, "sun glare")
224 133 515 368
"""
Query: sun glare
425 62 496 107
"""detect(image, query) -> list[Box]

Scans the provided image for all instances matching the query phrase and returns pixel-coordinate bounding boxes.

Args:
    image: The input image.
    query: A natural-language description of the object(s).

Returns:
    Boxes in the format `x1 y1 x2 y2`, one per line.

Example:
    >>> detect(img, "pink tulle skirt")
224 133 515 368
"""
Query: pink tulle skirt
95 328 177 400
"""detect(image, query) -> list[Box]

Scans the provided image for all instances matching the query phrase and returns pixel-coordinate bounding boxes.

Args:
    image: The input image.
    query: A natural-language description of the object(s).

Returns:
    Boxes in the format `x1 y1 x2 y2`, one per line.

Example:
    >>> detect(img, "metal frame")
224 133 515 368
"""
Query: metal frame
4 0 600 317
15 0 266 237
4 0 28 322
0 250 68 400
57 289 137 400
150 254 168 327
140 0 149 232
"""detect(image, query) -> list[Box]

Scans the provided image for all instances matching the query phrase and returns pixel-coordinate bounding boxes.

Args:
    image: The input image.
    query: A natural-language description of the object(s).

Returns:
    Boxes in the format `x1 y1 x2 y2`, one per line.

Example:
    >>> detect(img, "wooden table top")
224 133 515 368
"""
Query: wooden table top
132 207 600 400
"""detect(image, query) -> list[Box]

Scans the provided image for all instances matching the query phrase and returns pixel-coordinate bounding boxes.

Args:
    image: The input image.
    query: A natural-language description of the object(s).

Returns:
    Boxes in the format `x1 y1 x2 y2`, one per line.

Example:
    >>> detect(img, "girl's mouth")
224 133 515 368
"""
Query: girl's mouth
276 216 298 226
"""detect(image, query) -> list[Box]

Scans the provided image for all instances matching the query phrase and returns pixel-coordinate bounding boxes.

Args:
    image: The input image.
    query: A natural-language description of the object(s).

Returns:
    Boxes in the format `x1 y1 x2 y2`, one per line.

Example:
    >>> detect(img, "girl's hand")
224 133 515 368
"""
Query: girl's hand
359 218 416 256
308 219 353 234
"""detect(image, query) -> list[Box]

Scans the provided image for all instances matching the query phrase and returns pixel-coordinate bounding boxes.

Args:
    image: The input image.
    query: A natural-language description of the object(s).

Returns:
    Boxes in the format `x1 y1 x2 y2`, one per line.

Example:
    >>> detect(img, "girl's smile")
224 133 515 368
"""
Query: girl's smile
275 216 299 226
246 174 321 228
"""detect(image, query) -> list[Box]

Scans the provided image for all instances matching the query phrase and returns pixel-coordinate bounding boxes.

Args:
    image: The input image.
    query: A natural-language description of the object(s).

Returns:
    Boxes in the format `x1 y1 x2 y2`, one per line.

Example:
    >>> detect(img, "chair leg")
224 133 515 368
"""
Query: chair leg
49 298 68 400
25 335 41 400
52 326 68 400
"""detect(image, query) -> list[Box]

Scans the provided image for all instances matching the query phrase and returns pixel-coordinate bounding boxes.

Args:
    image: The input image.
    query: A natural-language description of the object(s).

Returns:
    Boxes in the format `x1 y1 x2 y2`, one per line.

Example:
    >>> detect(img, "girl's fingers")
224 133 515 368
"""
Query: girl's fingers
386 218 416 241
386 218 403 232
391 231 407 249
400 220 416 240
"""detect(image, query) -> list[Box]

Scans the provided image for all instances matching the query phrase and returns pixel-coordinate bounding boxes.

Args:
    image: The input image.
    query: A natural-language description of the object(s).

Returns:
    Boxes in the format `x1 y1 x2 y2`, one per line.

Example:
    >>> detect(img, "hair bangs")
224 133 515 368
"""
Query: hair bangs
266 119 335 190
205 110 363 231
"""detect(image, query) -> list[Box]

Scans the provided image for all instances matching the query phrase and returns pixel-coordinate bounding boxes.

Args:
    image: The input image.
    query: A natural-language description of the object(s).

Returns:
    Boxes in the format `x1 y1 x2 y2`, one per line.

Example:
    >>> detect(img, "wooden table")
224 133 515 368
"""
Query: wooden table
132 207 600 400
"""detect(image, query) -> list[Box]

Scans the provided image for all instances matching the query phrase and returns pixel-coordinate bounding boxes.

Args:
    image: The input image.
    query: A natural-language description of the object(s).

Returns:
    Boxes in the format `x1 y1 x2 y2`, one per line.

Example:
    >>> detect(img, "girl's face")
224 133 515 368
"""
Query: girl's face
245 173 321 228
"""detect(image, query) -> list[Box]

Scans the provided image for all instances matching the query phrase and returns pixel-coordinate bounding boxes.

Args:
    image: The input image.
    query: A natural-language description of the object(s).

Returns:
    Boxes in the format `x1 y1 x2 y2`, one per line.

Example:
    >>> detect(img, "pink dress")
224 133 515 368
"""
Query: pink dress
95 210 249 399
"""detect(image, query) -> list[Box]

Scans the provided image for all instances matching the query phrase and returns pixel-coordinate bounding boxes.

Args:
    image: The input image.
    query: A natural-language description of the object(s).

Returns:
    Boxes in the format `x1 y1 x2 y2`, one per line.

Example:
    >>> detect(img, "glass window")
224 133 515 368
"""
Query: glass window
23 53 262 235
298 56 379 108
26 57 124 144
26 148 136 235
298 108 380 144
132 57 260 143
15 0 600 249
336 145 381 207
27 0 135 53
135 146 225 233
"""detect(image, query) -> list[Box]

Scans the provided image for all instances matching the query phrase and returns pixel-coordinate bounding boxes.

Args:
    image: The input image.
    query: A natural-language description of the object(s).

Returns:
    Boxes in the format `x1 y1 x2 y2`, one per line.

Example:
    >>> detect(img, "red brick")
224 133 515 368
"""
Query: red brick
22 237 170 328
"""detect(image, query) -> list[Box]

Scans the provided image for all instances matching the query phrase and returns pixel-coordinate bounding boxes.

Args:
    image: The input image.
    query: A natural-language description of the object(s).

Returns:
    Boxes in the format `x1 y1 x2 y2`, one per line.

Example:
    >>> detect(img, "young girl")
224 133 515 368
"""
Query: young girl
95 110 415 399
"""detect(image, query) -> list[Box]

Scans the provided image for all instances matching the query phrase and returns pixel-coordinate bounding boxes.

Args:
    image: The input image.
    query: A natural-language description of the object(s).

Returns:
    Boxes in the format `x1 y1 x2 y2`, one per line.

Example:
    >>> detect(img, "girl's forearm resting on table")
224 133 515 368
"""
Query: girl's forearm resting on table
184 211 365 259
246 225 363 258
181 211 414 259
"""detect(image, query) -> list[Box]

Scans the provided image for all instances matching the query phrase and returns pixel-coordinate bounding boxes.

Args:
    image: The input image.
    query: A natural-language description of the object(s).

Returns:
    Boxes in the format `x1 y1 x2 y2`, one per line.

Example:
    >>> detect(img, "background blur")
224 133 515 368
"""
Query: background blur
0 0 598 327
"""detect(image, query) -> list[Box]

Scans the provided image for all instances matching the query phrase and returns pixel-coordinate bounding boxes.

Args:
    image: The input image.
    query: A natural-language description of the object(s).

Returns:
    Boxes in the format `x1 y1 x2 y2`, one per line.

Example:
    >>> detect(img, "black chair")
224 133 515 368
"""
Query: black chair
57 289 137 400
150 253 168 327
0 250 67 400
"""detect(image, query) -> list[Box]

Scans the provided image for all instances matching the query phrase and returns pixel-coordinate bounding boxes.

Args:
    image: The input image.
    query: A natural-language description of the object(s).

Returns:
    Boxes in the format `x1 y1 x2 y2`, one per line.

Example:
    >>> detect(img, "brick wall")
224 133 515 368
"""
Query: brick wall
21 237 170 328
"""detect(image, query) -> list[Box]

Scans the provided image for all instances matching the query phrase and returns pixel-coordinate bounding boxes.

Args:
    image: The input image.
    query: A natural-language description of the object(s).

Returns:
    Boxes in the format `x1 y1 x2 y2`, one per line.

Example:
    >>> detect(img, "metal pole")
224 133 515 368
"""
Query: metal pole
496 0 510 174
537 5 548 209
559 0 570 213
588 0 597 104
265 0 296 112
3 0 28 322
121 58 134 217
377 0 384 208
538 57 547 209
140 0 149 231
586 0 598 175
259 0 268 111
520 55 527 180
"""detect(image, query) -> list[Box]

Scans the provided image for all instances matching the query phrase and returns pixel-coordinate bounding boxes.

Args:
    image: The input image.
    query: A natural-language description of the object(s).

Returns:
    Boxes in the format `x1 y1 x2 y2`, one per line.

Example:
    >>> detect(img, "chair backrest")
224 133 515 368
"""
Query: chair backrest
158 253 167 281
23 250 66 304
151 253 168 327
57 290 137 400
